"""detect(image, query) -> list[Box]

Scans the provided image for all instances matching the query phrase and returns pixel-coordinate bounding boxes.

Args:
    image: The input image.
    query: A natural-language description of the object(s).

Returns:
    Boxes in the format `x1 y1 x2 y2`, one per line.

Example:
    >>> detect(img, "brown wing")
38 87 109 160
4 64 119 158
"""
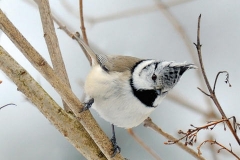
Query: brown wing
96 54 142 72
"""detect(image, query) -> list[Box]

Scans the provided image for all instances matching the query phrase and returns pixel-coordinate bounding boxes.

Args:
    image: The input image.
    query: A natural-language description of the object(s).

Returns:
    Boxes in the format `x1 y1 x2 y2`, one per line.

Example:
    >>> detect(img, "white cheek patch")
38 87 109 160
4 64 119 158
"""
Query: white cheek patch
132 60 155 90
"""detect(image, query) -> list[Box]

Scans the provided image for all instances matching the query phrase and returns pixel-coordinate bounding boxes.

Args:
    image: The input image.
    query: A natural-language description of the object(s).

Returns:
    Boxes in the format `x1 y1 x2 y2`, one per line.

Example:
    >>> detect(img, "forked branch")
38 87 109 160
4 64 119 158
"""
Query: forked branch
198 140 240 160
193 14 240 145
167 117 239 146
144 117 205 160
36 0 73 113
0 9 124 160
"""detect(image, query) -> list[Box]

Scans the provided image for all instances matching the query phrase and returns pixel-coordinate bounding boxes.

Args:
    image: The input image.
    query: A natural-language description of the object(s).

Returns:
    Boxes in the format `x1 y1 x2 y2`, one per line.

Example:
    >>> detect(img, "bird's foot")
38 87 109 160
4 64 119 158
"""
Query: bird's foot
111 135 121 157
80 98 94 112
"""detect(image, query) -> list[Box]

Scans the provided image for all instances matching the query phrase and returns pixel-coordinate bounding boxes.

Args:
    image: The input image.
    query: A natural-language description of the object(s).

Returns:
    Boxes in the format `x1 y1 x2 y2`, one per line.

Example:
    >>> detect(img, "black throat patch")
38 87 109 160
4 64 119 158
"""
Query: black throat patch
130 60 159 107
130 83 159 107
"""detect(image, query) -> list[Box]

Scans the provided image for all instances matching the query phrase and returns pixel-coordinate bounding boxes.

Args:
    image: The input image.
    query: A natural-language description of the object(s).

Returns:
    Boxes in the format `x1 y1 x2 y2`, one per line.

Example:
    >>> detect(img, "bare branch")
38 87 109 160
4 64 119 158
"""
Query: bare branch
79 0 91 65
197 87 211 97
0 46 106 160
198 140 240 160
0 9 124 160
194 14 240 145
213 71 231 94
144 117 205 160
127 129 162 160
79 0 88 45
52 15 92 65
207 135 218 160
36 0 72 113
167 118 233 146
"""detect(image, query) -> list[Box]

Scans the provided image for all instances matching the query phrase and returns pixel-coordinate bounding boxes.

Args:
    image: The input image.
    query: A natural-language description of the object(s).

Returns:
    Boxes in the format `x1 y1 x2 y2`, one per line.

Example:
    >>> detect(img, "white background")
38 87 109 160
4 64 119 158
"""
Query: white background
1 0 240 160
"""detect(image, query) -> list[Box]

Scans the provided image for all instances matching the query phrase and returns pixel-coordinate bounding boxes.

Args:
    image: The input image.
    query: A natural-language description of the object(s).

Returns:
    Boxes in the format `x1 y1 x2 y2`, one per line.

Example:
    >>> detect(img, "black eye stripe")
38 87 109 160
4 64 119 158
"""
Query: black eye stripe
141 62 159 73
154 63 158 70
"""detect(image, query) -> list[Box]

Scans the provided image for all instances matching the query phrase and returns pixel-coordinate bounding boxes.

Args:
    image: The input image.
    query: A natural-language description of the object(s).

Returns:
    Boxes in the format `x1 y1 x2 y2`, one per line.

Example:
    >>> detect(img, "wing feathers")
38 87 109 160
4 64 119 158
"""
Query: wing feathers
101 55 142 72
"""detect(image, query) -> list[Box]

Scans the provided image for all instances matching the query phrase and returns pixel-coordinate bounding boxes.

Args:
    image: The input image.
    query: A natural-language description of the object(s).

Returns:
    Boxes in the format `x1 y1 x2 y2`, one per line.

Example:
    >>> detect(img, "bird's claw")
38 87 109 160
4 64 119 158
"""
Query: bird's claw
80 98 94 112
111 137 121 157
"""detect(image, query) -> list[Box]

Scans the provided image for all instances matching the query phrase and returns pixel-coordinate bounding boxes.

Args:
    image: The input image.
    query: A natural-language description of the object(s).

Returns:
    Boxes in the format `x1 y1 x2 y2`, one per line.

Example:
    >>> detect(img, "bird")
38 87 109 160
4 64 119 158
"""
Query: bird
79 38 197 157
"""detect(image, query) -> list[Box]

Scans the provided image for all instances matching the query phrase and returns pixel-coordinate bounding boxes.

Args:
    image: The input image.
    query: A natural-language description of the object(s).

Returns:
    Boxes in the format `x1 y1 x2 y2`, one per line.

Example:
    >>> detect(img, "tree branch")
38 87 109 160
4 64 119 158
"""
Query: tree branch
0 46 106 160
198 140 240 160
144 117 205 160
79 0 88 45
52 15 92 66
0 9 124 160
79 0 91 65
193 14 240 145
36 0 72 113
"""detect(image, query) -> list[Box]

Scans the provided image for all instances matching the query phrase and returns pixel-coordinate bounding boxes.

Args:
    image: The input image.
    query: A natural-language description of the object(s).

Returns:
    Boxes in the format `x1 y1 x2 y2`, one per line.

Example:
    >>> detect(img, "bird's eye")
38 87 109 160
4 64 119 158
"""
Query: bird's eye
152 74 157 81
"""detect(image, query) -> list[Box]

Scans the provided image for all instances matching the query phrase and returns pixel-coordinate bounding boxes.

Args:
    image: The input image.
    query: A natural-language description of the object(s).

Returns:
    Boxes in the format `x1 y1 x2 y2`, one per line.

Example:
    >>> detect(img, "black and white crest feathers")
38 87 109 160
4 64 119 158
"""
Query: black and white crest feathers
130 60 197 107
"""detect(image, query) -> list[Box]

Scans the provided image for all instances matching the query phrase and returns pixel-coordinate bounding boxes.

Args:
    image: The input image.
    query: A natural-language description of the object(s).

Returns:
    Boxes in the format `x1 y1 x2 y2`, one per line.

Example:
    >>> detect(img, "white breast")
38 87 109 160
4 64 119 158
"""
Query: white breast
84 66 156 128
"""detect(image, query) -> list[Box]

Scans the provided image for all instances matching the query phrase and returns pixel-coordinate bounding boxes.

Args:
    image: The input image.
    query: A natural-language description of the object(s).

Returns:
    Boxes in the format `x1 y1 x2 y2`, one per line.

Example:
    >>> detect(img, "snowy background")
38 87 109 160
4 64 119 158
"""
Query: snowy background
1 0 240 160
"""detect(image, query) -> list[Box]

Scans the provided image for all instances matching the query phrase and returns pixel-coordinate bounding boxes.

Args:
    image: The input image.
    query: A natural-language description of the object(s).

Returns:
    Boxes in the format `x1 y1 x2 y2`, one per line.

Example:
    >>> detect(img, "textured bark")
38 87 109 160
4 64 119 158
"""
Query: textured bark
0 8 124 160
0 46 106 160
37 0 72 112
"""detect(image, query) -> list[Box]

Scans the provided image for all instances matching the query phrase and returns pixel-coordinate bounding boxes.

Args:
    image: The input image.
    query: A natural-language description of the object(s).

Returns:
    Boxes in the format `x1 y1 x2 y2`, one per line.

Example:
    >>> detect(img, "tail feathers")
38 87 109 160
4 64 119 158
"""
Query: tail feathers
78 38 98 66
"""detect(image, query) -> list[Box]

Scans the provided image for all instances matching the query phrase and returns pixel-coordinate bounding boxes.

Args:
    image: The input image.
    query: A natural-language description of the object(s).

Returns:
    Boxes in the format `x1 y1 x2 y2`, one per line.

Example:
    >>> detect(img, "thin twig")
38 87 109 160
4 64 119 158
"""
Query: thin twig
23 0 92 67
79 0 91 65
144 117 205 160
79 0 88 45
127 129 162 160
52 15 92 65
0 103 16 110
213 71 231 94
197 87 211 97
167 117 235 145
193 14 240 145
208 135 218 160
193 14 213 98
198 140 240 160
